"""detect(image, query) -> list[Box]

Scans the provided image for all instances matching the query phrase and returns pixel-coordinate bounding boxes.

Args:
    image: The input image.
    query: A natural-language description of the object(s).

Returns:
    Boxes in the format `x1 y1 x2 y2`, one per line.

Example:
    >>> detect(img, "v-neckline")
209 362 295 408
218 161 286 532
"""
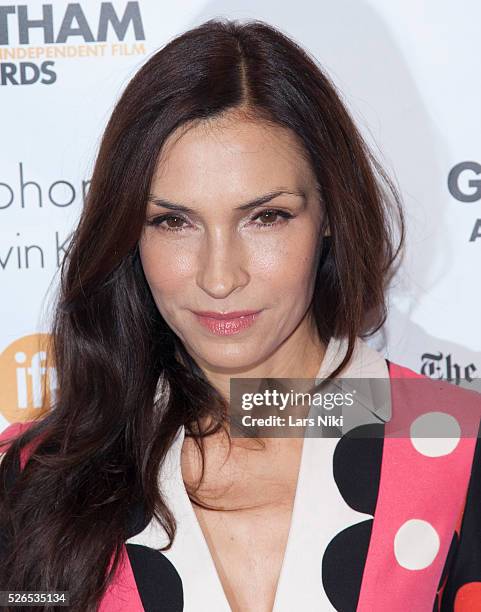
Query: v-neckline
175 414 310 611
173 335 348 611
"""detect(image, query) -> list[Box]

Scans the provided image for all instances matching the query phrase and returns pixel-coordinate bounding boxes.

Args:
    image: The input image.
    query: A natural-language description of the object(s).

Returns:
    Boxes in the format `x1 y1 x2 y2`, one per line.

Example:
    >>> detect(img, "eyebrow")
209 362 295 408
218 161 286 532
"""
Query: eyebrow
147 189 305 213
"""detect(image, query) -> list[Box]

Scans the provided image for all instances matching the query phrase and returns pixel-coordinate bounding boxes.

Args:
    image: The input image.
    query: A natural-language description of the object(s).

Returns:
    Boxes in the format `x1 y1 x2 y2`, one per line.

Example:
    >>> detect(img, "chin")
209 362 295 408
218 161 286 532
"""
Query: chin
190 341 266 371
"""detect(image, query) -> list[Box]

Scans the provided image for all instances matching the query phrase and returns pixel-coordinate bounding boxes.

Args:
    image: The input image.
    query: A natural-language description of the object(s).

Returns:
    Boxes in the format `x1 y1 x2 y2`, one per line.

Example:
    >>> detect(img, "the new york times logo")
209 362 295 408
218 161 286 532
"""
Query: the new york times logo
421 350 477 387
448 161 481 242
0 2 146 86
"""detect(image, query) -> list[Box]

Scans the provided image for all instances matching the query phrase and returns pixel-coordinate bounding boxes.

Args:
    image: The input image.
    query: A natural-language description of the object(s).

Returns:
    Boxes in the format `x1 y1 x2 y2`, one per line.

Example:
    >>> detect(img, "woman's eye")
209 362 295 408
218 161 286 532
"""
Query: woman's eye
251 209 293 229
146 214 189 232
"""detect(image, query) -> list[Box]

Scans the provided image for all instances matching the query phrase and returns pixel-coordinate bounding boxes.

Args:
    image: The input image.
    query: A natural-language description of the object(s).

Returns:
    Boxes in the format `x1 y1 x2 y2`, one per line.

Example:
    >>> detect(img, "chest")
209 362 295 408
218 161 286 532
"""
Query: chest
181 436 304 611
193 501 293 611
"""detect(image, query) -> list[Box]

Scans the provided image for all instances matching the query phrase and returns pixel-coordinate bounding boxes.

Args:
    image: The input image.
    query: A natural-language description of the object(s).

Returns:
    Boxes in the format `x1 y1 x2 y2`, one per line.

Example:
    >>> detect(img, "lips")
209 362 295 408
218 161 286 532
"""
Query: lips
192 310 262 336
193 310 260 320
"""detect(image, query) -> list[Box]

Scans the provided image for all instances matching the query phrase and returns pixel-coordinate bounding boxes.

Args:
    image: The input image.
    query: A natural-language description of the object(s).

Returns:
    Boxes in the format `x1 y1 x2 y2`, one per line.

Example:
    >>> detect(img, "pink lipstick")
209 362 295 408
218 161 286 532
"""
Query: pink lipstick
192 310 262 336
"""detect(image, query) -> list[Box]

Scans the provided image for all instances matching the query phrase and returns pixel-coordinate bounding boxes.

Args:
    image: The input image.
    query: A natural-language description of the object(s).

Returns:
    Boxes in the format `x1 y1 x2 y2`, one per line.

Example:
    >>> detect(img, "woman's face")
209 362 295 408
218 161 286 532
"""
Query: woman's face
139 112 327 373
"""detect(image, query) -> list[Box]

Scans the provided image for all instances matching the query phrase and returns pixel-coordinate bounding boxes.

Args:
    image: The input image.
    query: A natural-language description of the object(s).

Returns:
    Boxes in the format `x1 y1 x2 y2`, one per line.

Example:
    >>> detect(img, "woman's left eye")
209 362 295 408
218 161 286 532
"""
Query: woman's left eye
250 209 293 229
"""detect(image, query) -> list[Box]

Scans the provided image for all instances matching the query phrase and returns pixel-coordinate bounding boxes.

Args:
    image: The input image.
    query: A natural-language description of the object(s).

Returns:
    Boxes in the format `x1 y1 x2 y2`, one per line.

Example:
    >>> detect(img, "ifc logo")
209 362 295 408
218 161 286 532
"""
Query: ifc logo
0 334 56 423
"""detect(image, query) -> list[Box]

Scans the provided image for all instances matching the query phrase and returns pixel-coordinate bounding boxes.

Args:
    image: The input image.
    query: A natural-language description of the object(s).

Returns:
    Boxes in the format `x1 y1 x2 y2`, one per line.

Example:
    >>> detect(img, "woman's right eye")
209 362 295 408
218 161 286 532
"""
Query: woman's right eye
146 214 189 232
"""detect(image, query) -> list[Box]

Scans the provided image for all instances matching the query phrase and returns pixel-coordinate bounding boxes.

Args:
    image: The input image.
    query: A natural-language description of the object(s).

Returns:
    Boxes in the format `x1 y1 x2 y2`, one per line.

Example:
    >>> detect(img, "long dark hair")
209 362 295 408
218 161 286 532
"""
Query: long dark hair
0 17 404 610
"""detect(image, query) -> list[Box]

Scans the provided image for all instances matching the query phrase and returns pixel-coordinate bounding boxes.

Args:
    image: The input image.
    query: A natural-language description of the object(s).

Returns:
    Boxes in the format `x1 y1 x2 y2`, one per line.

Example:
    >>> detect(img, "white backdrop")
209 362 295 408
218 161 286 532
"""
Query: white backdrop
1 0 480 429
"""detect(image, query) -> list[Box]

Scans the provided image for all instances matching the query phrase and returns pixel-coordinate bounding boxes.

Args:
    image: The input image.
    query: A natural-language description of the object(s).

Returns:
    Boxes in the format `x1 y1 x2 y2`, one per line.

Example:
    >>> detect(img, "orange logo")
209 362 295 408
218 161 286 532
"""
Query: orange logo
0 334 55 423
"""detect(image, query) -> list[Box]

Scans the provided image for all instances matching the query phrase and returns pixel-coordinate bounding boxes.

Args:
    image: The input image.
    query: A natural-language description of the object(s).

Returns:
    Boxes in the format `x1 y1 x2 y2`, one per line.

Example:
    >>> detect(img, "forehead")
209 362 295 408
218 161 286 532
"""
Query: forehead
150 114 315 200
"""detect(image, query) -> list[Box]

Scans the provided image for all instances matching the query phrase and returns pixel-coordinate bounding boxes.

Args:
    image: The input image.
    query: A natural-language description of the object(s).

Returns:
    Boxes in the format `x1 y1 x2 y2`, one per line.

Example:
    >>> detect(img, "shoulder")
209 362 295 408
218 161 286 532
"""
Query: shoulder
386 359 481 419
0 420 40 469
0 421 35 442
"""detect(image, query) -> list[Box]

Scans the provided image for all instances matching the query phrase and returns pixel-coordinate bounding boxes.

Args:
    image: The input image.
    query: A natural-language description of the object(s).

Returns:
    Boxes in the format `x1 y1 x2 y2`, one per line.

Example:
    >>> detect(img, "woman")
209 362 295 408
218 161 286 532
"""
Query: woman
1 17 480 612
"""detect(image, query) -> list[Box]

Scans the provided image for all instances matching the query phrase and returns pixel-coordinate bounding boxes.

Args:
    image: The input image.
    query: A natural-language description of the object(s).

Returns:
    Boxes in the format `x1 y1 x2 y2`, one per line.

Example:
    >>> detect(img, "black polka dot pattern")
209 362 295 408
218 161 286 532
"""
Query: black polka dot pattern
322 423 384 610
126 543 184 612
322 519 374 611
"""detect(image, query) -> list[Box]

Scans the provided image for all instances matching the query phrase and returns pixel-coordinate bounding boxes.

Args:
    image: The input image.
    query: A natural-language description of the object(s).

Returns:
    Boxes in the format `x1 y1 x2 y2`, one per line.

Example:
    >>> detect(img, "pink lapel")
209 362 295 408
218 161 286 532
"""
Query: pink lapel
356 362 481 611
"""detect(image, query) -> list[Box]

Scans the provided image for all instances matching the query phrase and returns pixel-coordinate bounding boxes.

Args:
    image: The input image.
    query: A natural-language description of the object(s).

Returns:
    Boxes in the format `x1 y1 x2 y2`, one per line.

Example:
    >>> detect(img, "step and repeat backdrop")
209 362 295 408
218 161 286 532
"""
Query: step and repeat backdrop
1 1 480 429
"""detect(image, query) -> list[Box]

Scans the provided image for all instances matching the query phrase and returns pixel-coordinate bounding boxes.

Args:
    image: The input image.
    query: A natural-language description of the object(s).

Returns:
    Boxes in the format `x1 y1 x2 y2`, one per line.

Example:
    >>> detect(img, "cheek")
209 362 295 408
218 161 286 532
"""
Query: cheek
248 228 319 289
139 238 195 302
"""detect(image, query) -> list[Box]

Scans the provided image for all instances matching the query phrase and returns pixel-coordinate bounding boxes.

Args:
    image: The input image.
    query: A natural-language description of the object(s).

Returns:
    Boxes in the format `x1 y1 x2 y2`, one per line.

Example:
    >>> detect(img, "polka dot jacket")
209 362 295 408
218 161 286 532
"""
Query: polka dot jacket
1 336 481 611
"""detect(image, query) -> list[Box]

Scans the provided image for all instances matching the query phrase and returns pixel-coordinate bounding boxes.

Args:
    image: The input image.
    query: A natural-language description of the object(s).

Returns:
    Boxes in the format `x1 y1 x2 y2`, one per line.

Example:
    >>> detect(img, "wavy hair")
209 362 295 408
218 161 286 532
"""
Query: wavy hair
0 18 404 610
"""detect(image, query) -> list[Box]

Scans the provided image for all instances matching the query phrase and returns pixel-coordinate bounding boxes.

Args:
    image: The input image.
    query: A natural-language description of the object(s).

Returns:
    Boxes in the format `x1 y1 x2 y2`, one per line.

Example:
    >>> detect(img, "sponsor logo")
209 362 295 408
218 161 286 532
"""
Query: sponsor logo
447 161 481 242
421 350 477 387
1 162 85 271
0 2 146 86
0 334 55 423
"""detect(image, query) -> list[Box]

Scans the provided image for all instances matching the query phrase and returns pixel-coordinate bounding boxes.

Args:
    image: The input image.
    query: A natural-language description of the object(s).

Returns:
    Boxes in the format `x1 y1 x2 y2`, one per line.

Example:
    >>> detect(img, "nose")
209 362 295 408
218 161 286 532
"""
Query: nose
195 228 250 299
